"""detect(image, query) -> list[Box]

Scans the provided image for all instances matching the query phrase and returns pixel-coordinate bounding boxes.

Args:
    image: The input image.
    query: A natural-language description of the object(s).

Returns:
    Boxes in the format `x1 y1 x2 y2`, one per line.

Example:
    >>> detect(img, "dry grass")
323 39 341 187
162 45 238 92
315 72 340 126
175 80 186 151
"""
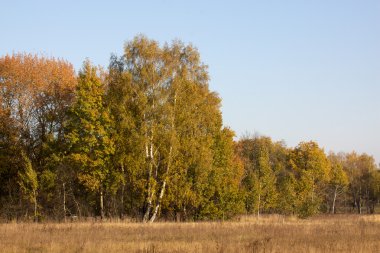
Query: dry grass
1 215 379 253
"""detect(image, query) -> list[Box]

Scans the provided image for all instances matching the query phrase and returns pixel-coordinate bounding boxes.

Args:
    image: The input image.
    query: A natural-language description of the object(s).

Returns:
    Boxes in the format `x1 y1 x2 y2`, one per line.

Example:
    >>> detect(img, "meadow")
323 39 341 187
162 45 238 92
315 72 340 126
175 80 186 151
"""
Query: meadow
0 215 379 253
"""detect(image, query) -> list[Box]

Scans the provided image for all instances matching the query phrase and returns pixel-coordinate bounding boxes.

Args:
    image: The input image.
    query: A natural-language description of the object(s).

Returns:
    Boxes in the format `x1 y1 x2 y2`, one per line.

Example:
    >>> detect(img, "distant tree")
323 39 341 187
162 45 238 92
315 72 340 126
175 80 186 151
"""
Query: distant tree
327 153 348 214
237 136 279 217
2 43 379 221
212 128 245 219
0 109 22 205
369 168 380 213
18 152 38 220
66 61 115 219
343 152 377 214
0 53 76 219
0 53 76 152
289 141 330 217
277 170 297 215
107 36 241 222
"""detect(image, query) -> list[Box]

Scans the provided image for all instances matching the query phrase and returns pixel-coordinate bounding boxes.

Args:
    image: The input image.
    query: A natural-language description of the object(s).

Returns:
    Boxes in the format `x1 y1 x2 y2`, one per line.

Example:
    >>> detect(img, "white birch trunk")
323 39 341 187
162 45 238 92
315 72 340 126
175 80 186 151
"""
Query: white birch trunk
332 186 337 214
143 141 154 222
100 189 104 219
149 180 167 223
33 190 37 222
257 192 260 219
143 110 153 222
149 91 177 223
63 183 66 222
120 163 125 217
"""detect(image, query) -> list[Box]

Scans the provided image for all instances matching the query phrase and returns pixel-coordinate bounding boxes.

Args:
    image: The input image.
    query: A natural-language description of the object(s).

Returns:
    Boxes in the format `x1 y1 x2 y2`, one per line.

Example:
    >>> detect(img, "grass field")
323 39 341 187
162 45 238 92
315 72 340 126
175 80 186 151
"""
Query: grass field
0 215 379 253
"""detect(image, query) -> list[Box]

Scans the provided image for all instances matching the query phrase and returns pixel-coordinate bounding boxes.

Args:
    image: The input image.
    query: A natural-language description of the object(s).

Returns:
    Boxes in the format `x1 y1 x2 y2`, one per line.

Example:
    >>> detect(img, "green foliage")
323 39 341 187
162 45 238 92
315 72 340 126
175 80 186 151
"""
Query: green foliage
18 152 39 218
0 110 23 211
238 136 279 215
18 153 38 201
107 36 242 221
277 172 297 214
1 40 379 221
343 152 378 213
329 155 348 188
289 141 331 217
65 61 116 217
67 61 115 190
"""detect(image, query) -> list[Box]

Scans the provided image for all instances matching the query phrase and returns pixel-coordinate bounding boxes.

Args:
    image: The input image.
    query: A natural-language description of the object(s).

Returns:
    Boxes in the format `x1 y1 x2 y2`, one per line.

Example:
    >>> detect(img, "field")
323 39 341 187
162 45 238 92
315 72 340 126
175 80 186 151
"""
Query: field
0 215 379 253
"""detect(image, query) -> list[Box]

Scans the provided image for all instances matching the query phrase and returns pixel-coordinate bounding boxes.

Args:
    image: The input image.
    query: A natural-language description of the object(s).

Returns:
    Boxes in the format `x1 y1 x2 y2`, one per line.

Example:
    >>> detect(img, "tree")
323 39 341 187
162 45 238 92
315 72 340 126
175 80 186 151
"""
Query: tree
107 36 241 222
327 153 348 214
289 141 330 217
0 53 76 219
0 53 76 152
66 61 115 219
277 171 297 215
108 36 176 222
237 136 279 217
343 152 377 214
210 128 245 219
369 169 380 213
3 42 379 221
18 152 39 220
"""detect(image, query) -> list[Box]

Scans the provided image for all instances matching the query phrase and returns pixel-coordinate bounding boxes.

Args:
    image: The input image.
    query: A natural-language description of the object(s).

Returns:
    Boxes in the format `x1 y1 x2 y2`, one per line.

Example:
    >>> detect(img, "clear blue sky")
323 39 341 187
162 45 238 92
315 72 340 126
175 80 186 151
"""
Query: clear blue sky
1 0 379 162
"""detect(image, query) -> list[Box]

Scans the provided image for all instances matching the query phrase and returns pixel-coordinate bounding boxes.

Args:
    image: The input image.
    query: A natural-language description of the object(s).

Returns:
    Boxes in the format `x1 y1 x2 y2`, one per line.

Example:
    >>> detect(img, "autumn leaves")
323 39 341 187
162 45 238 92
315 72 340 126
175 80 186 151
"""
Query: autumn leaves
0 36 379 222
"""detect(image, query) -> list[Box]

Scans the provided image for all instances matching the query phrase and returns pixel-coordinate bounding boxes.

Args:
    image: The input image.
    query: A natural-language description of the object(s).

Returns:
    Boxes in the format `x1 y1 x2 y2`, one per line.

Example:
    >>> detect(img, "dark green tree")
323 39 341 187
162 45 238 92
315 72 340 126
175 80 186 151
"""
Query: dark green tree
66 61 115 219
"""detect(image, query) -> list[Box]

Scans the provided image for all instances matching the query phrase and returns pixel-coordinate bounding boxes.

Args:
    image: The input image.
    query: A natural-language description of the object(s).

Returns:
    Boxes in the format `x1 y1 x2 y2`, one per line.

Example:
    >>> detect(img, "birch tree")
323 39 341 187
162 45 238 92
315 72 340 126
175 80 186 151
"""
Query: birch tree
107 36 239 221
327 152 348 214
237 136 278 216
289 141 330 217
343 152 377 214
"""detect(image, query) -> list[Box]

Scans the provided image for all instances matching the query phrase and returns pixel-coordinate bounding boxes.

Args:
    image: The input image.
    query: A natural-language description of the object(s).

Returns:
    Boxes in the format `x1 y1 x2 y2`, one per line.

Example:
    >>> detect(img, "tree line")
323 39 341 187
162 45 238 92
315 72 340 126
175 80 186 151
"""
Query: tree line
1 36 379 222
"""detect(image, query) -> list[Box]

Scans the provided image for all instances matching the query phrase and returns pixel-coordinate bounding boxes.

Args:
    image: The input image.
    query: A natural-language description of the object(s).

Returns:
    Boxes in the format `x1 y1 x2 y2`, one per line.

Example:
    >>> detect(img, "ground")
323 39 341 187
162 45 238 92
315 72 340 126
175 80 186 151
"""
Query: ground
0 215 379 252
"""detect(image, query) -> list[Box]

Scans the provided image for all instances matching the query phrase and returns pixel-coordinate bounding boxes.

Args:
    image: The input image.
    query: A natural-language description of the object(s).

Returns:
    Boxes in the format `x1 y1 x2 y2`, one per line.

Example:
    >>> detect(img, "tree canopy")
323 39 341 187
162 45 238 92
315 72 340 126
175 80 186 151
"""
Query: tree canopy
0 37 379 221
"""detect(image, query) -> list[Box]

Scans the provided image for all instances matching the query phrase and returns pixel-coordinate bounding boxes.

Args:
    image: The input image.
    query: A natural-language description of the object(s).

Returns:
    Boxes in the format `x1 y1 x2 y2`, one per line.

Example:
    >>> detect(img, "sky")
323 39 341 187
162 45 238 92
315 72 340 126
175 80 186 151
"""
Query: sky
1 0 379 162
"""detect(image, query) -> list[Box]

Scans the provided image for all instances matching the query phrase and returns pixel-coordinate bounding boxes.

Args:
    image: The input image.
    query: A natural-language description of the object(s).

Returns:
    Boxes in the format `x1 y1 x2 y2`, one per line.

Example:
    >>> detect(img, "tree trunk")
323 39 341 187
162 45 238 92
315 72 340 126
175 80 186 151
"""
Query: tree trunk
311 176 315 202
120 163 125 218
356 186 361 214
70 185 82 218
100 189 104 219
143 114 154 223
366 188 370 214
149 91 177 223
143 190 153 222
149 180 166 223
150 143 173 223
33 190 37 222
257 192 261 219
63 183 67 222
143 141 154 222
332 186 337 214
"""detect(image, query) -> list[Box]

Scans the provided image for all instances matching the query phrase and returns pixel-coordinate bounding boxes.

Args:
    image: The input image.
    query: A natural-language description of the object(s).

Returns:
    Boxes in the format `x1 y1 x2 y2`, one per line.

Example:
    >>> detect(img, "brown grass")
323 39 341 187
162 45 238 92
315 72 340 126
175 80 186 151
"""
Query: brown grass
1 215 379 253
